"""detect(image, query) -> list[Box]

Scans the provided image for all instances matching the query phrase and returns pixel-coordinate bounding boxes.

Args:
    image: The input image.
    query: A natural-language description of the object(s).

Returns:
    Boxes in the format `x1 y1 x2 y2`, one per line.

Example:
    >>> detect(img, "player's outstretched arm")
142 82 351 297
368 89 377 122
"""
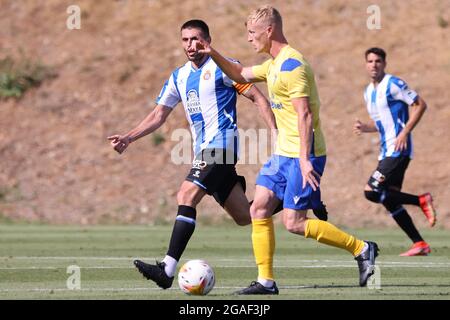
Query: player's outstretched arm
242 85 277 130
353 119 378 135
394 96 427 151
196 41 256 83
107 104 172 154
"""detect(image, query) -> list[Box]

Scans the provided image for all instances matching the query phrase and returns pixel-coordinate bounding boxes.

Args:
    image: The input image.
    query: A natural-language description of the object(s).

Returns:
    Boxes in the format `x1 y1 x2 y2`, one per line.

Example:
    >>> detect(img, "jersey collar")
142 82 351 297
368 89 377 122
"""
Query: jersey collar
372 73 389 89
272 44 290 63
190 56 211 72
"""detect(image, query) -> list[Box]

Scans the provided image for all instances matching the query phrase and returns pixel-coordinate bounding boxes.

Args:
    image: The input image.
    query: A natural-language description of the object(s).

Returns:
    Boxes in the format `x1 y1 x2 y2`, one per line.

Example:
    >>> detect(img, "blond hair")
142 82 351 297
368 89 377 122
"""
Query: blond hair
246 5 282 27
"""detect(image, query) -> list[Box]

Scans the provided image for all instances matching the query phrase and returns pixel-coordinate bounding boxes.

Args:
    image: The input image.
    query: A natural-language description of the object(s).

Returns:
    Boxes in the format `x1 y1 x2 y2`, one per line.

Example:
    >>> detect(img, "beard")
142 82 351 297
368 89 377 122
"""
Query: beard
185 51 206 64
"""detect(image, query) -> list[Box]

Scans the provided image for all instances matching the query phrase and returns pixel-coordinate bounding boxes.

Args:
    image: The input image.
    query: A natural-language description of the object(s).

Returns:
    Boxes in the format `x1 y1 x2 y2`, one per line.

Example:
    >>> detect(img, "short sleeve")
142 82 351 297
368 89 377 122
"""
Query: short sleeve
251 59 271 82
285 60 310 99
155 73 181 108
389 77 418 106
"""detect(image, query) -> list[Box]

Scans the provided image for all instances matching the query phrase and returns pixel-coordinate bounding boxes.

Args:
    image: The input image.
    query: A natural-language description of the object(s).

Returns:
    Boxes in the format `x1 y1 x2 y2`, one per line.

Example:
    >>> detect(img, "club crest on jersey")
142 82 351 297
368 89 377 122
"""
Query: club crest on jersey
271 73 278 85
203 70 211 80
187 89 202 114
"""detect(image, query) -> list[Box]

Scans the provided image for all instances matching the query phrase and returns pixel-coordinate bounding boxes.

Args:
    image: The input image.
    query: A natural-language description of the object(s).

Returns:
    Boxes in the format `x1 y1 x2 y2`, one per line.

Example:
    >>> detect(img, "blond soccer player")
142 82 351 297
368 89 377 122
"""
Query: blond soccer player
198 6 379 294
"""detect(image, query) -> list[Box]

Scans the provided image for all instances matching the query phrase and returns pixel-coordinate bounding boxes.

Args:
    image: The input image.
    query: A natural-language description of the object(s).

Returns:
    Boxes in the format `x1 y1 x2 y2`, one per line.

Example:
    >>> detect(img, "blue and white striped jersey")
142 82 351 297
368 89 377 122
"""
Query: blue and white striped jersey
156 57 251 157
364 74 418 160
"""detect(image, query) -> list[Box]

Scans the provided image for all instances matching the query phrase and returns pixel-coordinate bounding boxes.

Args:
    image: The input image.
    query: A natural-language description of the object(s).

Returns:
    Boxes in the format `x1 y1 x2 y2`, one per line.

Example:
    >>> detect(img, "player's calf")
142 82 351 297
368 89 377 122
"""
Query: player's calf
364 190 383 203
283 210 307 235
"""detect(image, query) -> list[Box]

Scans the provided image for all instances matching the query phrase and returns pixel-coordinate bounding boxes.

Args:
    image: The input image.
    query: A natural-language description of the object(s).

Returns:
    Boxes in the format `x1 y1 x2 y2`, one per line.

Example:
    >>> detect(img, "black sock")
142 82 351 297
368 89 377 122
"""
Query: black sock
166 205 197 261
385 190 420 206
390 207 423 243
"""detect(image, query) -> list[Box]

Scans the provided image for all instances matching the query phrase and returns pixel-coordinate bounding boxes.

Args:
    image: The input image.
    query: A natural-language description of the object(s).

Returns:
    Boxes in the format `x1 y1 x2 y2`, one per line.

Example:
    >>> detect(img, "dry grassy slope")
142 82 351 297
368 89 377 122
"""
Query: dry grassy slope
0 0 449 227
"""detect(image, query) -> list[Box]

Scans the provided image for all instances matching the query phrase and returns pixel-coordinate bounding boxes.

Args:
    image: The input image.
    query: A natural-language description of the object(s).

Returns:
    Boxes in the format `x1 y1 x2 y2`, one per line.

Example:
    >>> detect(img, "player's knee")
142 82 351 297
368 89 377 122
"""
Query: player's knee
364 190 382 203
386 205 405 216
249 205 271 219
382 199 400 213
284 216 307 235
177 189 196 206
233 214 251 226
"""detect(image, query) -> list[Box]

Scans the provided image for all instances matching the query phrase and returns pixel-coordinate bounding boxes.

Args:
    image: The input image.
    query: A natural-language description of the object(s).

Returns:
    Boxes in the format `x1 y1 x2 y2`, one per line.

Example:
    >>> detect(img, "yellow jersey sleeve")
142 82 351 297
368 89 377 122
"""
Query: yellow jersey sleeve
285 62 311 99
251 59 271 82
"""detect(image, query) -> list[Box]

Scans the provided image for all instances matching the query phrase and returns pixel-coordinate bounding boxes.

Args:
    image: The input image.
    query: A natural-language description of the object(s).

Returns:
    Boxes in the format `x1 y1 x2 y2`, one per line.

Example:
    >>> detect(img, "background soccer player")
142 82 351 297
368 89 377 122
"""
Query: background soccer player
198 6 379 294
353 47 437 257
108 20 276 289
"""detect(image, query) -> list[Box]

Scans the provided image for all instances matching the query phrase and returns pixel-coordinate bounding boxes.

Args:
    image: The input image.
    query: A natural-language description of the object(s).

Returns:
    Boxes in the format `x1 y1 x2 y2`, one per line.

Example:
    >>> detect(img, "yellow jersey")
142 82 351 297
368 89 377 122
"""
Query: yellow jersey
252 45 326 158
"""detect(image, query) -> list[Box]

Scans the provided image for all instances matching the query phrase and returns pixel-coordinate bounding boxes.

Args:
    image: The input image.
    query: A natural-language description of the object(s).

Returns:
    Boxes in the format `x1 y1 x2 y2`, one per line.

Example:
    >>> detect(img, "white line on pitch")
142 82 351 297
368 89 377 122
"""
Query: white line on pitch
0 285 344 293
1 257 449 266
1 264 449 270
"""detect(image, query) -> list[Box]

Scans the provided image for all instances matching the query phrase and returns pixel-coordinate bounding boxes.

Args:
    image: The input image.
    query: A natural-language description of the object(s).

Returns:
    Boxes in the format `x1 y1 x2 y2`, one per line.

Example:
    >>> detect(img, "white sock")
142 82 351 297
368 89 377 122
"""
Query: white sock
162 255 177 277
258 277 274 288
356 242 369 257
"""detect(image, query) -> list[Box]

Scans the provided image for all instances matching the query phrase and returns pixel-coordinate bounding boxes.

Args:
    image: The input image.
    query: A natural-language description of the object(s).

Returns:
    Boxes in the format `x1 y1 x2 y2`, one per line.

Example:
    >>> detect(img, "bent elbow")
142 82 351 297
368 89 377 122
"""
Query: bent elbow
418 97 428 111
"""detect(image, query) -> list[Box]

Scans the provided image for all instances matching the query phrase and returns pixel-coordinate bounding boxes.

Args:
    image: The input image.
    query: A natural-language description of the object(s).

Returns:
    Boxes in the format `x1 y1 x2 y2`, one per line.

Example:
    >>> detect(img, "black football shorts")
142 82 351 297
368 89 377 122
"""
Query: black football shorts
185 148 245 206
368 156 410 191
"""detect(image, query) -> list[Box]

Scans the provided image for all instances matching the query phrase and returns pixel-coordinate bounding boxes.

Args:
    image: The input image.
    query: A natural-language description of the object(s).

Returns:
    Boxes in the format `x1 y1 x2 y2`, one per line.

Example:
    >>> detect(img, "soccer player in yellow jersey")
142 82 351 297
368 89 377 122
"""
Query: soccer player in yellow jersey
198 5 379 294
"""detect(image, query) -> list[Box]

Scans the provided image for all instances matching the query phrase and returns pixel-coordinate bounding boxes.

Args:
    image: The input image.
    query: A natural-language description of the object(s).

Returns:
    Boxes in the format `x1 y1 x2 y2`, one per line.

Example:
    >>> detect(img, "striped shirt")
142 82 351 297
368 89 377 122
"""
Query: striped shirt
157 57 251 156
364 74 418 160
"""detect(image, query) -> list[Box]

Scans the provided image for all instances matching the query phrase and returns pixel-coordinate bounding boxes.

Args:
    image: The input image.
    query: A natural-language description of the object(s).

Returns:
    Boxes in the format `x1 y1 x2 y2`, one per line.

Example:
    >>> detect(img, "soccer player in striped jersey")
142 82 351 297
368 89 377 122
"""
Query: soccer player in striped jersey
108 20 277 289
198 6 379 294
354 47 437 256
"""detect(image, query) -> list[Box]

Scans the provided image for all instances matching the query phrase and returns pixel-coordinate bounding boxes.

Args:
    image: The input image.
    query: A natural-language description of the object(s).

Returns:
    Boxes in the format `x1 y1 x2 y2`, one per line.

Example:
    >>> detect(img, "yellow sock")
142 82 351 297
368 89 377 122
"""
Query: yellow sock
252 218 275 280
305 219 365 256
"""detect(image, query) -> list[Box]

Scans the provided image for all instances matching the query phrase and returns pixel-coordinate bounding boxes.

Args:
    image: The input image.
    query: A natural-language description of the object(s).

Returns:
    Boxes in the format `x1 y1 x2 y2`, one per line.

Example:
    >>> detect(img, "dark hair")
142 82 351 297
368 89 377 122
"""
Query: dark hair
365 47 386 61
181 20 210 39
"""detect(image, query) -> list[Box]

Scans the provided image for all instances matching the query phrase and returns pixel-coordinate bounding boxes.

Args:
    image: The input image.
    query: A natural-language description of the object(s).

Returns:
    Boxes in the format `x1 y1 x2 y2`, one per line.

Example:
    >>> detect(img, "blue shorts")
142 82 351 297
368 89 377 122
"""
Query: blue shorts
256 155 327 210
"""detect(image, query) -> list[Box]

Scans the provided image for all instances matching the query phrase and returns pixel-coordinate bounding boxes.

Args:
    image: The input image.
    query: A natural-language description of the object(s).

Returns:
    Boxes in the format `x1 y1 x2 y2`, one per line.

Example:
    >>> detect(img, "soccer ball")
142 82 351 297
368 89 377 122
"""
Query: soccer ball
178 259 215 295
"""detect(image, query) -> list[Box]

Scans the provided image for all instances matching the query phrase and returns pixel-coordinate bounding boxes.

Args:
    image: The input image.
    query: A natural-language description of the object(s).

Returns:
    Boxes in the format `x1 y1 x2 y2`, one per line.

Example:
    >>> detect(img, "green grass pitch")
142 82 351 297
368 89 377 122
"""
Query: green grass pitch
0 224 449 300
